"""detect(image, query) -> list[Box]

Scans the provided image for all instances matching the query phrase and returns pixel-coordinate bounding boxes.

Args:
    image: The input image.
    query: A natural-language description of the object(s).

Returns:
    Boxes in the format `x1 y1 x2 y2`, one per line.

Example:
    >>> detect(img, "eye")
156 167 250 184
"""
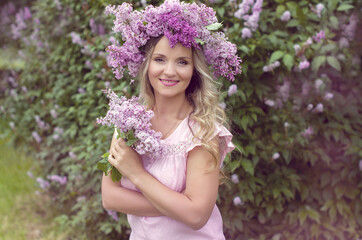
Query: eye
178 60 188 65
154 58 164 63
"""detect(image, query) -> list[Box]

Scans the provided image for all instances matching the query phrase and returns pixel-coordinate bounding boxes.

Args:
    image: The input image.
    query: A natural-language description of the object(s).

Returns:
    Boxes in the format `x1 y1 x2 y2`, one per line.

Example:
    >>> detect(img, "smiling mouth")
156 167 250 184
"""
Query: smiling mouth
160 79 180 86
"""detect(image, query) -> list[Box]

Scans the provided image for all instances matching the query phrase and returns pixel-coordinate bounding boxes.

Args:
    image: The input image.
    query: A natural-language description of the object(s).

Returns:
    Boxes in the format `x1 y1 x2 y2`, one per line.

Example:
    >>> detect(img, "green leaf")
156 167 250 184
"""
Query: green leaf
320 172 331 187
97 158 110 174
329 16 339 29
241 116 249 130
240 159 254 176
195 38 205 45
111 167 122 182
286 19 299 28
311 55 326 72
102 152 110 158
206 22 222 31
276 5 286 16
327 56 341 71
337 4 354 11
269 50 285 64
217 8 225 17
299 209 308 225
282 54 294 71
308 209 320 224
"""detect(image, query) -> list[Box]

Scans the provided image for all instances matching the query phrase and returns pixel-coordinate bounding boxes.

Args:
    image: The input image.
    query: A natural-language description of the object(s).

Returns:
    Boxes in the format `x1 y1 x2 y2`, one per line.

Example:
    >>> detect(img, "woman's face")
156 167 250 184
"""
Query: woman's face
147 36 194 99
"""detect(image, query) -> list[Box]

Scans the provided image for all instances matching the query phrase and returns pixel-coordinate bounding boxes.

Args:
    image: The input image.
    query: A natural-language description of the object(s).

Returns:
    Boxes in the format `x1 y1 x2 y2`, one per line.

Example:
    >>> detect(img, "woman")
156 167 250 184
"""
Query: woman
102 1 240 239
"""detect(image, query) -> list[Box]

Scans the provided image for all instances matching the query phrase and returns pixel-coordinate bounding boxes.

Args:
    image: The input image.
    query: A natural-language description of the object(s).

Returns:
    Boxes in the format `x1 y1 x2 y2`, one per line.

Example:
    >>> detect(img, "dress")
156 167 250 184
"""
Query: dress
120 117 235 240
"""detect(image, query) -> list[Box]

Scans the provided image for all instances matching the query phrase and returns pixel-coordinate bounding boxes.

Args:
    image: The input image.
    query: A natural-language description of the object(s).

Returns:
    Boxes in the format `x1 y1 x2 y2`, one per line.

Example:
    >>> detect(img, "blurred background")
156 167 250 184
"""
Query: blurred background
0 0 361 239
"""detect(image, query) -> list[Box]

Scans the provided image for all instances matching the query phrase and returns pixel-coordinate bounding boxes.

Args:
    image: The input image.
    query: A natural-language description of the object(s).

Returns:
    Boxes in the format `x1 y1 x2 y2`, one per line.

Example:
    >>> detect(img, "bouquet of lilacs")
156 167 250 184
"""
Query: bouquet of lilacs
96 89 163 181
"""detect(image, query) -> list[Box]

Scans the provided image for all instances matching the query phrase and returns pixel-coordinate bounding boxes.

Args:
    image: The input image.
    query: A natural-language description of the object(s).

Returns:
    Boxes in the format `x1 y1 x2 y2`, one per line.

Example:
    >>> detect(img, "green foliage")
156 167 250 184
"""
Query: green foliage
1 0 361 239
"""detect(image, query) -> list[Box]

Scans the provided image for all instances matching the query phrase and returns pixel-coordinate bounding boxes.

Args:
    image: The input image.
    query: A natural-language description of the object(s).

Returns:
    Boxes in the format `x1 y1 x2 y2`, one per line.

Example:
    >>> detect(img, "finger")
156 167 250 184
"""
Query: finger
117 137 126 147
112 144 119 153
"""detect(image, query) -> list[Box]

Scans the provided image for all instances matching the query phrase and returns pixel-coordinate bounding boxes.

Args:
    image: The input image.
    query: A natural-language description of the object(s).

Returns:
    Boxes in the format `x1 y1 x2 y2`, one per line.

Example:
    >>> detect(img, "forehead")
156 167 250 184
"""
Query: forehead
153 36 193 58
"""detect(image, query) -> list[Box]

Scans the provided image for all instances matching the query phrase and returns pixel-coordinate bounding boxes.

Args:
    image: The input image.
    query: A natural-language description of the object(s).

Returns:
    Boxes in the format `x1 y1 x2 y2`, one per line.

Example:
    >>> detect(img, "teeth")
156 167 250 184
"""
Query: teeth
162 80 178 83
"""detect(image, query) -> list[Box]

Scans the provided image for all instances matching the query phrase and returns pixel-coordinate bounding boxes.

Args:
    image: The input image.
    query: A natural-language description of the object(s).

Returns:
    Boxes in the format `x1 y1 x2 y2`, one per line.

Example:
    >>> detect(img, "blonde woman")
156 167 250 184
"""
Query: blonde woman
101 1 240 239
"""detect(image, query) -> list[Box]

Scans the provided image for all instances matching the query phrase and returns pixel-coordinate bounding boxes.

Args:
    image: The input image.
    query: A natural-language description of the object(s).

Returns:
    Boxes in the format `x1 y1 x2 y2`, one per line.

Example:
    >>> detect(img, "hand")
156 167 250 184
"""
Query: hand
108 136 145 179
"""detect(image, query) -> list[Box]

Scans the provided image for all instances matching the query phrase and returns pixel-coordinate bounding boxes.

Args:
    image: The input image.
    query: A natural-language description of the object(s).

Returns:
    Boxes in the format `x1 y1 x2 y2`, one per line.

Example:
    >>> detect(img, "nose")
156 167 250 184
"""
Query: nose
163 62 176 77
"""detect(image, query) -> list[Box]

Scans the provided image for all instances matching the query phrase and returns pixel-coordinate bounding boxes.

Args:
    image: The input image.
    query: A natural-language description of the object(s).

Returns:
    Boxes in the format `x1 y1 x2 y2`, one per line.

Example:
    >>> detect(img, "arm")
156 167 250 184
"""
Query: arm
109 137 220 230
101 174 163 216
101 130 163 216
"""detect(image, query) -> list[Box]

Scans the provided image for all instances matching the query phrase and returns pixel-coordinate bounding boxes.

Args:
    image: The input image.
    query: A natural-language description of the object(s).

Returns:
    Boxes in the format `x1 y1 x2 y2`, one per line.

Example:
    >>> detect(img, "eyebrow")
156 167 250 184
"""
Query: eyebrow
152 53 192 60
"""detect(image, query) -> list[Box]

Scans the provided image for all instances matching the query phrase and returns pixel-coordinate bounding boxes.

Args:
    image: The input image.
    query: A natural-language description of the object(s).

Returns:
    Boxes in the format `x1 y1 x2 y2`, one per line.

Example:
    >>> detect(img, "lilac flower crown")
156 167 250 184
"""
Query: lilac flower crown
105 0 242 81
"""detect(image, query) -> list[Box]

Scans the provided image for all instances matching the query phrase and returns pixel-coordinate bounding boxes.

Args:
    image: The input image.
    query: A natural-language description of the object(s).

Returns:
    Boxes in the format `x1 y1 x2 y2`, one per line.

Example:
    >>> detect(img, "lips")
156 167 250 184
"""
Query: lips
159 79 179 86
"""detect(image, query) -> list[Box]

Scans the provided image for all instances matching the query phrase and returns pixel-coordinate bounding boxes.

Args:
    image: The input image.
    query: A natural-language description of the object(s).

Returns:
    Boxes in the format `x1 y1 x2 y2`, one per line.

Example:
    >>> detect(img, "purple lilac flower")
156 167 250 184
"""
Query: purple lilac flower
104 81 111 88
105 0 241 81
342 14 358 41
90 18 97 33
313 30 325 42
315 3 324 18
54 127 64 134
241 27 252 39
27 171 34 178
263 66 271 72
98 24 105 35
78 88 85 93
85 60 93 69
284 122 289 128
54 0 62 10
231 174 239 184
264 99 275 107
0 3 16 25
35 115 49 130
307 104 313 111
293 44 301 54
50 109 57 118
263 61 280 72
314 103 324 113
8 76 17 87
10 7 32 39
315 79 324 91
47 175 67 185
218 102 226 110
276 79 290 101
304 38 313 46
233 196 244 206
9 122 15 129
302 126 314 138
10 89 17 97
97 89 164 156
69 151 77 159
141 0 147 7
272 152 280 160
36 177 50 189
299 60 310 70
32 131 42 143
22 86 28 93
69 32 84 46
228 84 238 96
77 196 86 202
106 209 119 221
280 11 291 21
324 92 334 100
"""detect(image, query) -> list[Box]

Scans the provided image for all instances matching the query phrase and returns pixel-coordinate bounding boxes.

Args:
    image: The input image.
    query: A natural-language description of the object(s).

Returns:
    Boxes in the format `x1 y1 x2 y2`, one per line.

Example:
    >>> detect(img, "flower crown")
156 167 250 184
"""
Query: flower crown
105 0 242 81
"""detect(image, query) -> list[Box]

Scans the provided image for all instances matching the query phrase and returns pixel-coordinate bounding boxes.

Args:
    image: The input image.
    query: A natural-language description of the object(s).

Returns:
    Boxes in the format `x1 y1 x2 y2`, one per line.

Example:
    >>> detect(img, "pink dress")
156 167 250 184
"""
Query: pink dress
121 117 235 240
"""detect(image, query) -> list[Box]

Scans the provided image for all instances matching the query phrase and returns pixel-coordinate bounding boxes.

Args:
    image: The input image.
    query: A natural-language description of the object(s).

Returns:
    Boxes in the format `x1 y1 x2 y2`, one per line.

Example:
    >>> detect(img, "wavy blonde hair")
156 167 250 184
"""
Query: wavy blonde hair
138 37 229 169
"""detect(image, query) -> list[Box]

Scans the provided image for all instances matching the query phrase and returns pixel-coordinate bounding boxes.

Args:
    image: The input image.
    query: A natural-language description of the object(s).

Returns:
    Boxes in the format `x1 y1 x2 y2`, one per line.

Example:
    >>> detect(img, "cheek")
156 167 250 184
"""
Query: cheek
180 66 194 82
148 62 163 79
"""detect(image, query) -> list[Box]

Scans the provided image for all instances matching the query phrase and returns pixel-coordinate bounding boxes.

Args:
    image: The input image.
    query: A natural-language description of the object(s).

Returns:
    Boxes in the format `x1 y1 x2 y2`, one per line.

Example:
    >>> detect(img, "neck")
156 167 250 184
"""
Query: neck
153 94 192 120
